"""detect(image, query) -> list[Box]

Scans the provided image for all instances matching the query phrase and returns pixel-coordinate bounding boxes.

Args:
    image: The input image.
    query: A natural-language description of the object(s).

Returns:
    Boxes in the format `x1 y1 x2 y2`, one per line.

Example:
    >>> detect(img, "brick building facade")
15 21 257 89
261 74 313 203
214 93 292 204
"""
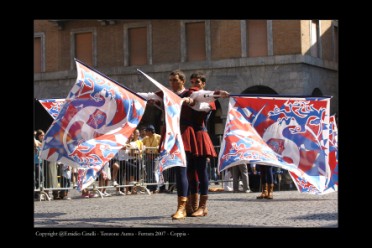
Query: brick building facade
34 20 338 142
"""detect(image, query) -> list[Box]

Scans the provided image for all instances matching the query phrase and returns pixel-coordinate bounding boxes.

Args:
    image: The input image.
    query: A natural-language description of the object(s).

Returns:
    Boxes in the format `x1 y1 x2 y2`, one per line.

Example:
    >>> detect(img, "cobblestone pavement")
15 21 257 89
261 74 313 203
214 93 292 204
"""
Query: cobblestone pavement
34 189 337 228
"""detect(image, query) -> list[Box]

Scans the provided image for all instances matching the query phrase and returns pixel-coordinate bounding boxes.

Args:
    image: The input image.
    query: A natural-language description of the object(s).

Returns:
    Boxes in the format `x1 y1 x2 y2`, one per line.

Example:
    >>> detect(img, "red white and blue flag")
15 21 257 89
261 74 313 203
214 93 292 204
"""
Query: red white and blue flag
325 115 338 192
137 69 186 177
38 99 66 119
40 60 147 190
327 115 338 190
289 114 338 194
218 96 331 193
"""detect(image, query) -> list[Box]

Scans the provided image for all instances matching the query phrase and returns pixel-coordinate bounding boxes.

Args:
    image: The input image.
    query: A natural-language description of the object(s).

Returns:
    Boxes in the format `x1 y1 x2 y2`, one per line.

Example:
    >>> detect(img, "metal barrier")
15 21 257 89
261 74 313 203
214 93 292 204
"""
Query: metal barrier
34 146 293 201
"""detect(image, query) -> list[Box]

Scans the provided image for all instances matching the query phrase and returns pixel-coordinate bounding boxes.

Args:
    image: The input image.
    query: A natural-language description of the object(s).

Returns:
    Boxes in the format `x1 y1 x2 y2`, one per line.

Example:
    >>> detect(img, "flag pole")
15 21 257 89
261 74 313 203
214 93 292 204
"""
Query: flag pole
204 93 332 98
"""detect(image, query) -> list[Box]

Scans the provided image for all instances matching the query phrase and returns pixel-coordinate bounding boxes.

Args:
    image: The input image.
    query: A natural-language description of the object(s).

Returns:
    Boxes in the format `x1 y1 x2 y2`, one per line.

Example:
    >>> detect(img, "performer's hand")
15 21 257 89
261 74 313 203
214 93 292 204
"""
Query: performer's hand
219 90 230 98
183 97 193 106
148 99 161 105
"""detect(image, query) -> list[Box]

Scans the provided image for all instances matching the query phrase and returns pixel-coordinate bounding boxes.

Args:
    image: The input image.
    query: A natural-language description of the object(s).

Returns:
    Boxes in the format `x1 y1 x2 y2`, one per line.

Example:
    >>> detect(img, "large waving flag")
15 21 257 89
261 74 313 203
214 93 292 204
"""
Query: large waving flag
38 99 66 119
290 114 338 194
137 69 186 176
40 59 147 190
218 96 331 193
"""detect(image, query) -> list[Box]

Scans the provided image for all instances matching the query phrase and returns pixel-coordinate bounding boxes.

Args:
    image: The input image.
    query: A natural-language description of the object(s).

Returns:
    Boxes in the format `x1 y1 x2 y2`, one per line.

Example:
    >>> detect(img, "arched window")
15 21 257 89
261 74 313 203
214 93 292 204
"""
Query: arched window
311 88 323 97
241 85 278 95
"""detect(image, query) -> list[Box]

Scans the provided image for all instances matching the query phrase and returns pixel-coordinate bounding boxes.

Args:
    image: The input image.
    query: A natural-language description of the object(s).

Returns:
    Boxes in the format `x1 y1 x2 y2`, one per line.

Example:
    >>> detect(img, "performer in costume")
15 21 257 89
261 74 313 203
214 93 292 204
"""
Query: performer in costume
139 70 229 219
186 72 229 217
252 163 274 199
138 70 198 220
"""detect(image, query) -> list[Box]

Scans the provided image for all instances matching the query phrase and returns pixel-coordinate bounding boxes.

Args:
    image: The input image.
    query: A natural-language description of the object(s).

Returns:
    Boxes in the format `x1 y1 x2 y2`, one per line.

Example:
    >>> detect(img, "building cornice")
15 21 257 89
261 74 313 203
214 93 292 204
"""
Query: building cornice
34 54 338 81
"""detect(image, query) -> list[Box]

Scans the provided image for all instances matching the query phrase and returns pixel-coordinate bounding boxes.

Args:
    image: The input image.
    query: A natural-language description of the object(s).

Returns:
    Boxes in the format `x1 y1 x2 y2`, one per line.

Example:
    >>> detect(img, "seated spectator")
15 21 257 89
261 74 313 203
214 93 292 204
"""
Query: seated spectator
139 127 147 140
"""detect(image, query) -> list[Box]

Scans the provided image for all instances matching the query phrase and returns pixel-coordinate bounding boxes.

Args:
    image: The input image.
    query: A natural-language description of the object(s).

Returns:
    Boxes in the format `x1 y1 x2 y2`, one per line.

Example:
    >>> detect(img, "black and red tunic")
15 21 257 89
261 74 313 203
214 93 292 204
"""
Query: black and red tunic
156 90 199 156
189 87 217 158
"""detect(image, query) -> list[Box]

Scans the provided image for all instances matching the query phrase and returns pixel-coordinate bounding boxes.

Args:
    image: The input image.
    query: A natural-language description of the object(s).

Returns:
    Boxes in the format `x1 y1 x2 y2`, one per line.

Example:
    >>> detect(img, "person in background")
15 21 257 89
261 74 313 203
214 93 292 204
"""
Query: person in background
125 129 144 194
223 168 234 192
98 162 112 197
34 130 44 199
44 160 59 200
206 157 218 184
252 163 274 199
34 129 59 200
139 127 147 140
112 139 131 196
71 168 78 189
141 125 161 193
232 163 252 193
58 162 71 200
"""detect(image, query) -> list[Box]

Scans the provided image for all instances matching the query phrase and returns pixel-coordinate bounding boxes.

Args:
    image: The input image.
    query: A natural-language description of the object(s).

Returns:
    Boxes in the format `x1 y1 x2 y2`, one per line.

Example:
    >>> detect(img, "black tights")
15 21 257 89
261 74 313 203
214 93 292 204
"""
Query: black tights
174 153 192 197
188 156 209 195
260 165 273 184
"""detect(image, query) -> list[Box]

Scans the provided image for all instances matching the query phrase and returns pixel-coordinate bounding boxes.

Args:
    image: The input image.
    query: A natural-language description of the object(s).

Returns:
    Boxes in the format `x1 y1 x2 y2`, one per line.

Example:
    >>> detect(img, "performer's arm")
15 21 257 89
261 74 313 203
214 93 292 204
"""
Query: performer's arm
190 89 230 103
190 101 211 112
137 92 162 102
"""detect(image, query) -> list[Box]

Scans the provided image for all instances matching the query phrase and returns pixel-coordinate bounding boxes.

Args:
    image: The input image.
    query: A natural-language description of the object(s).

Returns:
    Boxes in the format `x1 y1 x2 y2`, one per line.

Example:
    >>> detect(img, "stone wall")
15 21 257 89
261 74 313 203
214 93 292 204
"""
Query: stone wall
34 54 338 117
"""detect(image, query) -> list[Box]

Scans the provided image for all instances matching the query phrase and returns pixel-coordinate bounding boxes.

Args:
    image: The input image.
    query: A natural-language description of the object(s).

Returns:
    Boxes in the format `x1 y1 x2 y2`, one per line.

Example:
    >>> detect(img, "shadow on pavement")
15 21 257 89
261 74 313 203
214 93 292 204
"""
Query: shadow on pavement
290 212 338 221
212 198 335 202
34 212 66 218
51 215 166 223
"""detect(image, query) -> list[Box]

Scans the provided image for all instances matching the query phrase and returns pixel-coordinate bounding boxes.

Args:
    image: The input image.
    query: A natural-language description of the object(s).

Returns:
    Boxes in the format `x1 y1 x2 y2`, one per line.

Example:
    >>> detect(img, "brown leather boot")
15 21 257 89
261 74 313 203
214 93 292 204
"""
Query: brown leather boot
257 183 268 199
192 193 199 213
186 195 193 217
186 194 199 217
172 196 188 220
191 195 208 217
266 184 274 199
172 195 189 217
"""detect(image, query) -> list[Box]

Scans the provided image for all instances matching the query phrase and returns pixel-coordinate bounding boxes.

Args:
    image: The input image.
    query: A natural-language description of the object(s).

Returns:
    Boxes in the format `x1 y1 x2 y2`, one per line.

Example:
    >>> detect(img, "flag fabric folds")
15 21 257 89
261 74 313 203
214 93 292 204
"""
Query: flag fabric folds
137 69 187 177
40 60 146 190
218 96 331 193
289 114 338 194
325 115 338 192
38 99 66 120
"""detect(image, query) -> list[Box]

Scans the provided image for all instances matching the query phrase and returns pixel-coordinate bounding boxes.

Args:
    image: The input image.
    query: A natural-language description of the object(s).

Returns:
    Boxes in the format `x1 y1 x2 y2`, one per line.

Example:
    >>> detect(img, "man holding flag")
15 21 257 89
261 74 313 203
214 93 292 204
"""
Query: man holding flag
138 70 198 220
138 69 229 220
